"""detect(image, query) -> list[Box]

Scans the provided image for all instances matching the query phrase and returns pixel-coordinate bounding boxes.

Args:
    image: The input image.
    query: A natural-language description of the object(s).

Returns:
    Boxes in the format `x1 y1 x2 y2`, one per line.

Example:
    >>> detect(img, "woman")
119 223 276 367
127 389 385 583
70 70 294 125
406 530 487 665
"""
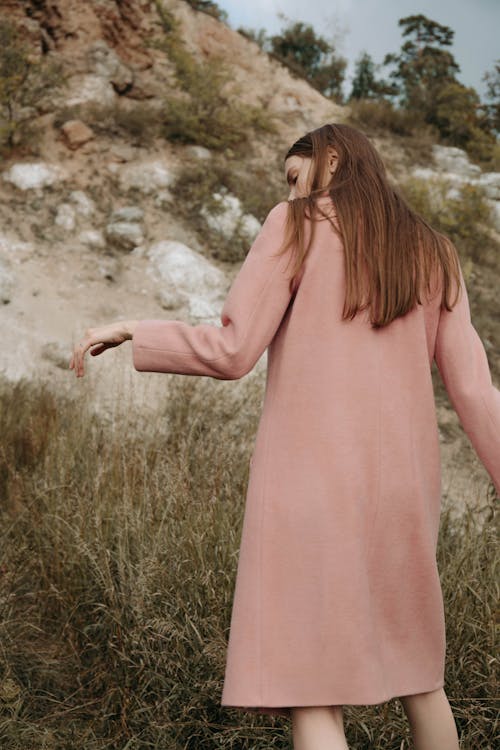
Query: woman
70 123 500 750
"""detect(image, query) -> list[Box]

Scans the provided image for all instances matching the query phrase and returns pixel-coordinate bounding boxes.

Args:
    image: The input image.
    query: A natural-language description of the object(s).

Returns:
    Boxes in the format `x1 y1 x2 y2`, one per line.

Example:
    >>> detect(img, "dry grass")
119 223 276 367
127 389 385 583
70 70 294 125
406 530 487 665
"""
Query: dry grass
0 372 497 749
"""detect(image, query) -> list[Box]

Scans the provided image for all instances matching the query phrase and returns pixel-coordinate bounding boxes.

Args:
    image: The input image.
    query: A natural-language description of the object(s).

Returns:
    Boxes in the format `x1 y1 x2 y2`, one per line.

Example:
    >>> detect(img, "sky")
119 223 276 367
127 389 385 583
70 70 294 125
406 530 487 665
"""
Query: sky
214 0 499 101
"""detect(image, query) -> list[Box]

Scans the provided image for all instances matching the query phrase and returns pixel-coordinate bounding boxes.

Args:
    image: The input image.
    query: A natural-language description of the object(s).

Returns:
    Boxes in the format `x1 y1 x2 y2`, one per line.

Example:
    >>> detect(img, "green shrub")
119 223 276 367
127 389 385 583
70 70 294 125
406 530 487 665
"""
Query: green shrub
182 0 229 22
161 58 276 151
460 125 499 170
152 1 277 153
268 20 347 100
399 174 498 267
166 151 285 263
429 80 497 166
0 19 66 155
53 100 161 146
346 97 435 138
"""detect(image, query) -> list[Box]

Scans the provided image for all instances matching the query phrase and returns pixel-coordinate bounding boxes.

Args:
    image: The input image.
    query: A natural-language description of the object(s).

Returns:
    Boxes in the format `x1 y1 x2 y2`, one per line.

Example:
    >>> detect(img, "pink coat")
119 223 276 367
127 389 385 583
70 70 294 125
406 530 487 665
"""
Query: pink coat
132 197 500 718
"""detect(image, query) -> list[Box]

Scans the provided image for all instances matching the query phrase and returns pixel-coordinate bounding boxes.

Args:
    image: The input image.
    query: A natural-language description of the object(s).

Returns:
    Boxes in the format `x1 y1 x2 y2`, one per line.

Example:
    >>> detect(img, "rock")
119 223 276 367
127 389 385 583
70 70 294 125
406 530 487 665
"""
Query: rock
411 158 500 222
69 190 96 217
0 257 15 304
410 167 438 182
118 160 175 194
110 206 144 223
0 234 34 261
157 284 187 310
154 191 173 208
2 162 64 190
146 240 226 319
97 257 119 281
60 119 95 150
108 144 137 163
477 171 500 201
486 199 500 232
187 294 222 321
55 203 76 231
86 40 134 95
105 222 144 251
66 74 117 108
431 144 482 178
185 145 212 160
200 192 262 240
78 229 106 249
240 213 261 237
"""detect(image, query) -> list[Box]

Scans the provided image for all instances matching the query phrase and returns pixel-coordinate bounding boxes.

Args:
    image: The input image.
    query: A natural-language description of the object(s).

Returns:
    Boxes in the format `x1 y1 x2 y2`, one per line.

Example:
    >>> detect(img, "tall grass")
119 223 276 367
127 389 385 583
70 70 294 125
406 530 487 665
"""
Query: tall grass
0 372 497 748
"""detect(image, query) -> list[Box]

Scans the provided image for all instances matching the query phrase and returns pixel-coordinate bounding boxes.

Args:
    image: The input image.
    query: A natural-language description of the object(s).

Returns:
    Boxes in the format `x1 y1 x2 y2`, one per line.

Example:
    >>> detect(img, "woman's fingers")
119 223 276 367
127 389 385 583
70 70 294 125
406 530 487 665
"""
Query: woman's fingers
70 330 101 377
89 342 121 357
69 322 128 377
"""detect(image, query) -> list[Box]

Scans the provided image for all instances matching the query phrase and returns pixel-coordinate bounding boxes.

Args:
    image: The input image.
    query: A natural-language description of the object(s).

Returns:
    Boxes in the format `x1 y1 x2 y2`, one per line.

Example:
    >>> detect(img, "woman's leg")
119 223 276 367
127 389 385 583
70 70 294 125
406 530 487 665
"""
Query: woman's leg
290 705 349 750
399 687 460 750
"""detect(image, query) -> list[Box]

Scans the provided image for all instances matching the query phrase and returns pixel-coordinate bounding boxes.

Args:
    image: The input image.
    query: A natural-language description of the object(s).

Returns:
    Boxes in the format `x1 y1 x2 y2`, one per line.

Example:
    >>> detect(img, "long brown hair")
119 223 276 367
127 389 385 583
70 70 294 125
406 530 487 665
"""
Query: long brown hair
277 123 462 329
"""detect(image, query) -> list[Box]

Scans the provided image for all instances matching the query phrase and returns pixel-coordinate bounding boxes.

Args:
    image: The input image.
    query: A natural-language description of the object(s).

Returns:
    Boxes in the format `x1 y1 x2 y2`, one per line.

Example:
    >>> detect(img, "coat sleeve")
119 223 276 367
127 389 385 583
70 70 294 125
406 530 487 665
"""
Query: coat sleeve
131 201 295 380
434 264 500 497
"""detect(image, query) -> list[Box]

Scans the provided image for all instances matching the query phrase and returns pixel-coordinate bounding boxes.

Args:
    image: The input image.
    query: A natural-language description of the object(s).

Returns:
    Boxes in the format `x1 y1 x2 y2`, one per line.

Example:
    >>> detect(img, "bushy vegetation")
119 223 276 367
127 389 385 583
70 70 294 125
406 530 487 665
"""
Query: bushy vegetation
238 11 498 170
182 0 229 23
0 19 66 156
361 15 497 168
165 150 286 263
346 97 434 138
53 100 161 146
152 1 277 152
399 175 498 268
0 371 497 749
267 19 347 99
236 15 347 100
482 60 500 134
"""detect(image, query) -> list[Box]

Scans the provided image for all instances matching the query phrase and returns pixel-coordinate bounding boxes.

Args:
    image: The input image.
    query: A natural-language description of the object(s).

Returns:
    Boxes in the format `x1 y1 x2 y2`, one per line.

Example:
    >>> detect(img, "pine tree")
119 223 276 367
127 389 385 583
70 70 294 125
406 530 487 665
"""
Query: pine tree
269 19 346 101
382 14 460 113
482 60 500 134
349 51 396 101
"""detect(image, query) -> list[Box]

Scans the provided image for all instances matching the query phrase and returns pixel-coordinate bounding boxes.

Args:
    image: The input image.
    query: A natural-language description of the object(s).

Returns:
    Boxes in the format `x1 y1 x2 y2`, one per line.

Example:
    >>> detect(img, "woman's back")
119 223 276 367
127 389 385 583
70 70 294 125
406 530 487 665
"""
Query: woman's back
132 196 499 718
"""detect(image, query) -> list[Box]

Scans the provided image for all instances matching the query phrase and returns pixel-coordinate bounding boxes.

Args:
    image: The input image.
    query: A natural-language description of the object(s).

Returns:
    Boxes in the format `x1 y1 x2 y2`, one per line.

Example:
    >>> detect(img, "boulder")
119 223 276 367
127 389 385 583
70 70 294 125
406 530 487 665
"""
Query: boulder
105 222 144 251
65 74 117 108
117 159 175 194
431 144 482 178
200 191 261 240
60 119 95 150
86 40 134 95
69 190 96 217
185 145 212 160
110 206 145 223
145 240 226 320
477 171 500 201
55 203 76 231
78 230 106 249
2 162 64 190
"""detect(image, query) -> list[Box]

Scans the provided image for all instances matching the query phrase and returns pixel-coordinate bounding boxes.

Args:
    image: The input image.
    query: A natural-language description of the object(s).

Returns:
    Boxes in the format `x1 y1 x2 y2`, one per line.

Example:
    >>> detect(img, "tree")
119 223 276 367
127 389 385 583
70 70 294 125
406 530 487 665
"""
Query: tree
432 80 496 154
0 19 65 151
183 1 228 23
382 14 460 113
348 51 396 101
482 59 500 134
379 13 496 161
269 19 346 100
236 27 270 53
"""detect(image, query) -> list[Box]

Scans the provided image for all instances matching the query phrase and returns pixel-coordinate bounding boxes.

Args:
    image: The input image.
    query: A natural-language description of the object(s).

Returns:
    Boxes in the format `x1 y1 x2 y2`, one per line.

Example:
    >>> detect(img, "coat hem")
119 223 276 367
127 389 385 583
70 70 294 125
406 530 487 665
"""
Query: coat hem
221 677 446 719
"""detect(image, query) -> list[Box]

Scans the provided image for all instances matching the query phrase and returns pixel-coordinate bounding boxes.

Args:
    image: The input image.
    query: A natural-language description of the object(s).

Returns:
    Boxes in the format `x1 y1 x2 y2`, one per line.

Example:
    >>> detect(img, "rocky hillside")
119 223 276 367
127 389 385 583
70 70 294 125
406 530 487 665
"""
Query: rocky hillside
0 0 498 509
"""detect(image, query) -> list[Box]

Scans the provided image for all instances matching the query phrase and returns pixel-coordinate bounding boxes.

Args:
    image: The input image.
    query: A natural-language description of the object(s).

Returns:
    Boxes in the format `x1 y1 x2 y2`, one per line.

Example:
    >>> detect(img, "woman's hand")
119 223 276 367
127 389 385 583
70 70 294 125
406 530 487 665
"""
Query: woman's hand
69 320 138 378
